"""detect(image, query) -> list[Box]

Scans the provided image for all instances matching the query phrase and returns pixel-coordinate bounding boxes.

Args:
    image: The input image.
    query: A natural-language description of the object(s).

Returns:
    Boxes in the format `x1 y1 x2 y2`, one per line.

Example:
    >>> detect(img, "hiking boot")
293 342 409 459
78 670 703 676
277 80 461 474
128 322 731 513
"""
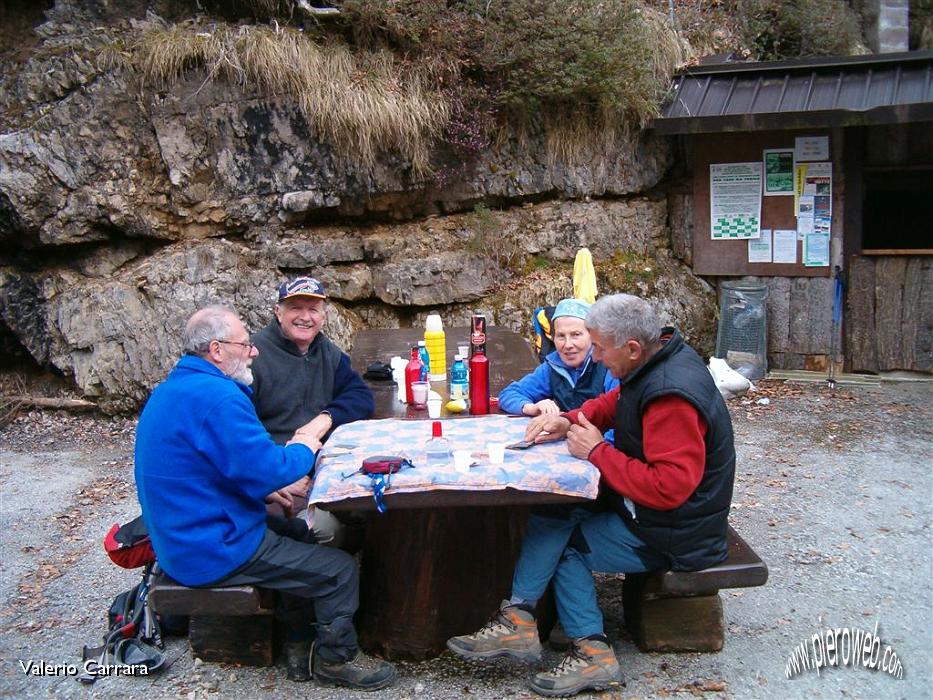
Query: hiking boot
310 643 396 691
284 640 312 682
446 600 542 662
529 636 624 697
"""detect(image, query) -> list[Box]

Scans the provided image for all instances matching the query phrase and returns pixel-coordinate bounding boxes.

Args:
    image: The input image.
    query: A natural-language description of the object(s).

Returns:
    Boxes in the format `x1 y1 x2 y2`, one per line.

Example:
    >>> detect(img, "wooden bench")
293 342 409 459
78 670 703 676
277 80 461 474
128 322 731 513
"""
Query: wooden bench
149 574 278 666
621 526 768 652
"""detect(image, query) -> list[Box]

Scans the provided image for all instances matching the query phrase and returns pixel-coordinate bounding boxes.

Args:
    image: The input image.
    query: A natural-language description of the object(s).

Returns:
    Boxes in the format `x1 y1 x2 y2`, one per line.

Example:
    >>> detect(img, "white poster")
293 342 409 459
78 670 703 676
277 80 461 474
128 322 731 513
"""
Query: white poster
797 196 814 239
794 136 829 161
803 162 832 197
773 230 798 264
805 233 831 267
748 229 772 263
710 162 762 240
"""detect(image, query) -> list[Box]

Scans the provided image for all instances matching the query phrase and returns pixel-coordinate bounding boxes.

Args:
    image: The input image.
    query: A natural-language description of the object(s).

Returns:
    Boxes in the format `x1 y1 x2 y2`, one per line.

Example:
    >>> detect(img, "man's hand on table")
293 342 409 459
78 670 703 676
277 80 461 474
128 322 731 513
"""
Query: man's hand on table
522 399 560 416
287 431 322 453
295 412 333 441
525 414 571 443
566 412 604 460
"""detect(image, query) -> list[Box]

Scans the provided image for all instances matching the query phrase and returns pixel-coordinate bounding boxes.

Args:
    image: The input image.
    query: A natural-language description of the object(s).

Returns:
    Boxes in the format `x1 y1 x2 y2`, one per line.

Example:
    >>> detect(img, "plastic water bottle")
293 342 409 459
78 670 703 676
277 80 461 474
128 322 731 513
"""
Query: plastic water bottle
424 421 451 467
450 355 468 401
417 340 431 382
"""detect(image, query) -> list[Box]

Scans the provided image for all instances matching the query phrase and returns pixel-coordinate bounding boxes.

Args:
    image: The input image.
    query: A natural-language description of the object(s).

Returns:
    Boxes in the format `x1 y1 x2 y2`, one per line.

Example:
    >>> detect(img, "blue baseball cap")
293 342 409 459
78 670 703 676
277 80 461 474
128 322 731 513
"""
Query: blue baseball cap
277 276 327 302
552 298 591 321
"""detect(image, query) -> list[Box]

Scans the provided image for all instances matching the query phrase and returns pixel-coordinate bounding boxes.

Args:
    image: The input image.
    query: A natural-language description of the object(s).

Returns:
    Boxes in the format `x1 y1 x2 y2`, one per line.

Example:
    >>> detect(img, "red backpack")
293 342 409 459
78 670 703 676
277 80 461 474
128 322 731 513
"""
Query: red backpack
103 514 156 569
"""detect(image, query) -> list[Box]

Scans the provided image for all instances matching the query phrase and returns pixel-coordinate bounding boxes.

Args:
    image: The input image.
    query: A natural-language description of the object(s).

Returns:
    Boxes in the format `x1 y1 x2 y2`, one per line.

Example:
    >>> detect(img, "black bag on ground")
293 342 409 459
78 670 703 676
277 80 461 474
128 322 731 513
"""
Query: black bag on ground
78 515 179 684
78 560 166 683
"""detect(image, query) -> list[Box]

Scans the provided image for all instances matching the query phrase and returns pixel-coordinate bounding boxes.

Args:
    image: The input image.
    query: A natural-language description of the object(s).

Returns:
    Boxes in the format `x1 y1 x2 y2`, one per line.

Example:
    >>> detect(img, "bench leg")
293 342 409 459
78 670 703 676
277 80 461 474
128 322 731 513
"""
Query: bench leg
622 576 724 652
637 594 724 652
188 615 277 666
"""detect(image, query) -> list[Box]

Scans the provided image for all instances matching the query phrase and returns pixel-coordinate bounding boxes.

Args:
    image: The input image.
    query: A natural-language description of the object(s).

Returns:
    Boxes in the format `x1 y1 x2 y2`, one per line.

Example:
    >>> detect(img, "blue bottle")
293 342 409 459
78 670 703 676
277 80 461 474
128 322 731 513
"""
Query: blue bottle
417 341 430 382
450 355 469 401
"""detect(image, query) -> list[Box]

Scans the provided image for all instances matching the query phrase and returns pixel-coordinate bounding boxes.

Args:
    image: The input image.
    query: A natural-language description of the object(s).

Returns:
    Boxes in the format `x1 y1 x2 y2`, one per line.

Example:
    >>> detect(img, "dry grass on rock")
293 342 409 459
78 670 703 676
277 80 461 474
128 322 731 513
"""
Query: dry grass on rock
128 22 449 176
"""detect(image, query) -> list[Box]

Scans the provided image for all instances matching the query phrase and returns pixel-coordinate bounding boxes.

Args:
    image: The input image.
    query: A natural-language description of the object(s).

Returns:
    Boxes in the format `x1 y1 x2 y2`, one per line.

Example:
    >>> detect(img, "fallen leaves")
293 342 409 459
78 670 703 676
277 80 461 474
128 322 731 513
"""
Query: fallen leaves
669 679 728 695
13 547 89 612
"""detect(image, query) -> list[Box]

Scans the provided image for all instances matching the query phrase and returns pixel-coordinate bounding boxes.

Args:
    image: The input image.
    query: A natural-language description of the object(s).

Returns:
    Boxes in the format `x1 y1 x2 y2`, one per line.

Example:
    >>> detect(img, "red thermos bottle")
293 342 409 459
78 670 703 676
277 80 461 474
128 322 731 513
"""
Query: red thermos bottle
404 345 423 404
469 314 490 414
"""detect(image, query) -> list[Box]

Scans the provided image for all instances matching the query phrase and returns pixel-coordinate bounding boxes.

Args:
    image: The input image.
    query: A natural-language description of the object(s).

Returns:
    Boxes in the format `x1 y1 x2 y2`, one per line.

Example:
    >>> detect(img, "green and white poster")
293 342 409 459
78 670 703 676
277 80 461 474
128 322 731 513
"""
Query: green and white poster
710 162 762 239
763 149 795 195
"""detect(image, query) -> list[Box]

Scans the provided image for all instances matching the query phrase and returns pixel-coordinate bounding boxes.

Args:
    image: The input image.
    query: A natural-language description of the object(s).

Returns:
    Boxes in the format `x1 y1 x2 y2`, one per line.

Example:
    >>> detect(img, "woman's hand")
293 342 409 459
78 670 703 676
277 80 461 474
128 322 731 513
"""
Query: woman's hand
522 399 560 416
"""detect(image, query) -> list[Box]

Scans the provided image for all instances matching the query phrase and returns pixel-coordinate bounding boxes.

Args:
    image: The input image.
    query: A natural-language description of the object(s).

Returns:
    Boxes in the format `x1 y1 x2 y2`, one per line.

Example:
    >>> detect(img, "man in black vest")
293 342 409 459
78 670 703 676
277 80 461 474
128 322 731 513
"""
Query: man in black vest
447 293 736 698
250 277 374 540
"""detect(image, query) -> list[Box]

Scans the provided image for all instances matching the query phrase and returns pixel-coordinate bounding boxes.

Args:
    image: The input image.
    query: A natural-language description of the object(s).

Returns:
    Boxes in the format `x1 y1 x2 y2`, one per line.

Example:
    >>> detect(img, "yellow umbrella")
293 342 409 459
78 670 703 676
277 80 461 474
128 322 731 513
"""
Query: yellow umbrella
572 248 597 303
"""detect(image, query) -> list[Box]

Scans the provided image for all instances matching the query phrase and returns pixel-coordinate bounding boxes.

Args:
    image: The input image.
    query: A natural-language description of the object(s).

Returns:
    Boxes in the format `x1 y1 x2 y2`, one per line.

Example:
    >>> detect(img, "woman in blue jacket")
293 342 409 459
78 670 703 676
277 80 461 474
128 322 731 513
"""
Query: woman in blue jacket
499 297 617 649
499 298 618 419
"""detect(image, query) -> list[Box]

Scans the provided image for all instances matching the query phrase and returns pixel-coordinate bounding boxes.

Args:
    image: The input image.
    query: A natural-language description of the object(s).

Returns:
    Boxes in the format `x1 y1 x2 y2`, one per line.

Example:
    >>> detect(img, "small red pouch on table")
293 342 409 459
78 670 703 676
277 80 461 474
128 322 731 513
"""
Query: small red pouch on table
361 455 410 475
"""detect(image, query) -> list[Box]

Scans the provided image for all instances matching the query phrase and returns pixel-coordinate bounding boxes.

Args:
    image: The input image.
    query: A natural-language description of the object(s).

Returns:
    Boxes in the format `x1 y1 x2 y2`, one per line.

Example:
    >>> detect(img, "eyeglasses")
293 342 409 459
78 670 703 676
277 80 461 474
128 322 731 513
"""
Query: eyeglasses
216 339 255 351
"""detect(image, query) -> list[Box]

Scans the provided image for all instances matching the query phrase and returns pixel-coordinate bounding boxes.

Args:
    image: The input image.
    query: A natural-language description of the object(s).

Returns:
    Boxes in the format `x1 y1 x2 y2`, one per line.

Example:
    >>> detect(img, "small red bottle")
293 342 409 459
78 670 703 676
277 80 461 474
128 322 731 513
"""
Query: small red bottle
469 314 490 414
404 345 423 404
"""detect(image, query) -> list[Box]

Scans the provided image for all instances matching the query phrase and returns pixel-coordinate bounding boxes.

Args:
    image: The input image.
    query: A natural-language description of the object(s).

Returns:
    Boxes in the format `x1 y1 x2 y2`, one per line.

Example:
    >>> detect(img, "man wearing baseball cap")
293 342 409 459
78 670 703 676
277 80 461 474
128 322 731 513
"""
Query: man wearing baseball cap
249 277 374 544
252 276 373 444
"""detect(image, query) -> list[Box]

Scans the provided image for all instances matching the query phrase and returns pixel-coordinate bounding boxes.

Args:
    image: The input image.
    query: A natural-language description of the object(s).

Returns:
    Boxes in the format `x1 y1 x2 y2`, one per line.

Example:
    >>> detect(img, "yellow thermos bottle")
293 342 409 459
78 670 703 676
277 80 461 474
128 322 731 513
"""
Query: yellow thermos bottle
424 314 447 381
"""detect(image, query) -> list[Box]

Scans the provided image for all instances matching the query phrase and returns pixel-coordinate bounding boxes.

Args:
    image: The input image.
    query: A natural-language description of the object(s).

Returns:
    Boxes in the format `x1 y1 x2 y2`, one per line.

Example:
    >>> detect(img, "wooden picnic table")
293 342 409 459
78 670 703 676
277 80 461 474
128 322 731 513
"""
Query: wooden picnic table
323 327 596 660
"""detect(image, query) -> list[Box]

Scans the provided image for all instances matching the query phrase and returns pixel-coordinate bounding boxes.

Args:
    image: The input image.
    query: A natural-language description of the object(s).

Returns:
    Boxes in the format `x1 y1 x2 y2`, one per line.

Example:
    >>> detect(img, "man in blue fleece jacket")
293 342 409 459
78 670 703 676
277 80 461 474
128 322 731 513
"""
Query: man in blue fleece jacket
135 306 395 690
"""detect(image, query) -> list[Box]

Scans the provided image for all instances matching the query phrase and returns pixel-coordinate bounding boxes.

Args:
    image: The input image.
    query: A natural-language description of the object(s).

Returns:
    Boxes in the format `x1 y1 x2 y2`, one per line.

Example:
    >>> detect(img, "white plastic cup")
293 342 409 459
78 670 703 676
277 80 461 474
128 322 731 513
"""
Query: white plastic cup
487 442 506 465
427 398 442 418
458 344 469 357
411 381 429 407
453 449 471 473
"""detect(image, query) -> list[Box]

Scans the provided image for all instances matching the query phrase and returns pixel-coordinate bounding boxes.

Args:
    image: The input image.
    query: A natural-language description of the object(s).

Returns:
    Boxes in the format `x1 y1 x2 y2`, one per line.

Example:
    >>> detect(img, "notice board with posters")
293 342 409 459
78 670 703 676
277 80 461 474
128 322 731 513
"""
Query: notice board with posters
692 130 834 277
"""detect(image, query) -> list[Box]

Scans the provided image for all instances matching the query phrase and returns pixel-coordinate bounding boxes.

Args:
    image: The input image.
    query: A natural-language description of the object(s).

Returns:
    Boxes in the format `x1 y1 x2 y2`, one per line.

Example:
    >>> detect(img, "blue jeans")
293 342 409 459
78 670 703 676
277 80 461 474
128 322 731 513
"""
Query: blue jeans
511 504 669 639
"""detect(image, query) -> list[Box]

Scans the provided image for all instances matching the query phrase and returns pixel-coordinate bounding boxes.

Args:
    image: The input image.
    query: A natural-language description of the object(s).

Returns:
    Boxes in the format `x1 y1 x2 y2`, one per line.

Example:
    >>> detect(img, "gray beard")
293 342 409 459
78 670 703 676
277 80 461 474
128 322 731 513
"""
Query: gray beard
229 360 254 386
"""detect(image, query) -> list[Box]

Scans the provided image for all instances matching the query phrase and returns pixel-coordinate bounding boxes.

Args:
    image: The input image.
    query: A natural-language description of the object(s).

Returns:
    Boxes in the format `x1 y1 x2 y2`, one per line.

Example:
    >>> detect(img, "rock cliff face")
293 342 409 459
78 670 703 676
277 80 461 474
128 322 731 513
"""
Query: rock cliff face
0 1 717 412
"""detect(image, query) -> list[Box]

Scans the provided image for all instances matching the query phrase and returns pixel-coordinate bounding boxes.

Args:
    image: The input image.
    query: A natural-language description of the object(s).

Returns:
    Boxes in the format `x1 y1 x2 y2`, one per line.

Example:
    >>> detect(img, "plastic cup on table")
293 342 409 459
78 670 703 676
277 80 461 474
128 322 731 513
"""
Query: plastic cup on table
427 397 442 418
411 381 429 407
458 344 469 357
452 449 471 473
487 442 506 465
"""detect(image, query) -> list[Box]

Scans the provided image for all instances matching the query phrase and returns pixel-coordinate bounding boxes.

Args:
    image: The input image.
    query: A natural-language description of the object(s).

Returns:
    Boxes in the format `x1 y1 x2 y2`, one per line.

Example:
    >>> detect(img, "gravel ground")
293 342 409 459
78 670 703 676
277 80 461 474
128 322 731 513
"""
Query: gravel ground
0 378 930 699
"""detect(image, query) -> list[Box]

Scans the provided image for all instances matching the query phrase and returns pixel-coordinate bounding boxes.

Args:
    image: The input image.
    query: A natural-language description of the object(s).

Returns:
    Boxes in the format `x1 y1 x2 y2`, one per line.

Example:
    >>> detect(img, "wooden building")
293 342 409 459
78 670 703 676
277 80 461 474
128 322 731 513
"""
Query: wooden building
652 50 933 375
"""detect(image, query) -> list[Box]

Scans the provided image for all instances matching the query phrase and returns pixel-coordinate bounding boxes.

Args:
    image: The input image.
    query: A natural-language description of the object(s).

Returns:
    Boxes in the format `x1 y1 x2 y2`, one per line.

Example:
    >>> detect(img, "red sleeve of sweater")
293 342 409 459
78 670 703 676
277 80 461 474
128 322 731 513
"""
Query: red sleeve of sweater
587 395 708 510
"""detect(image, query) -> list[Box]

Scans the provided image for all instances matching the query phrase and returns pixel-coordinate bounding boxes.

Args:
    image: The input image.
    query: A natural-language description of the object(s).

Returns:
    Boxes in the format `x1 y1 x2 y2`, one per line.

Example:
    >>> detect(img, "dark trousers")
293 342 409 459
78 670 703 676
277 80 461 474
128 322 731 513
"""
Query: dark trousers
210 528 359 662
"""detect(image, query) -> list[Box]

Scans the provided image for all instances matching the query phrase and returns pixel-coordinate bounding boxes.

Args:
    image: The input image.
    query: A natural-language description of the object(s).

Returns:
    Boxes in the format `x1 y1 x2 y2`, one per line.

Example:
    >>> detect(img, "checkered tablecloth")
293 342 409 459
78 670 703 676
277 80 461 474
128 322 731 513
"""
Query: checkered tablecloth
308 415 600 505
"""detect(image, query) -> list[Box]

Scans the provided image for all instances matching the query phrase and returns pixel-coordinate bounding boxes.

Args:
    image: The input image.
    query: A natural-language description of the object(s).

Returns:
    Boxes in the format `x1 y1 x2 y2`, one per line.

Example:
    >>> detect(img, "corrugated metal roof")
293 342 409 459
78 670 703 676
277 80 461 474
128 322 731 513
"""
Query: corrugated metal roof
652 51 933 134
